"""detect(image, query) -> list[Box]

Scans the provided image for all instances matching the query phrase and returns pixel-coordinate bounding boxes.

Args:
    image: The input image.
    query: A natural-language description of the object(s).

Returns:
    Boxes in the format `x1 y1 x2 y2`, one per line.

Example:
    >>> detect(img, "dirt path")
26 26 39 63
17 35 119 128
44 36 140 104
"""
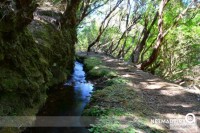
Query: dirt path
79 52 200 133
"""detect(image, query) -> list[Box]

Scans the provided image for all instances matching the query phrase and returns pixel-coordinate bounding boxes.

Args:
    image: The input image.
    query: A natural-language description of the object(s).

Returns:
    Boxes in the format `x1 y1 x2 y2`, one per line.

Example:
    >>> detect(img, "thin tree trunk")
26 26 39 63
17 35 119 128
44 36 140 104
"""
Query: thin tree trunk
141 0 170 70
77 0 109 25
113 10 141 56
117 0 130 58
140 37 157 62
124 45 133 56
87 0 122 52
141 0 192 70
131 11 159 63
87 14 114 52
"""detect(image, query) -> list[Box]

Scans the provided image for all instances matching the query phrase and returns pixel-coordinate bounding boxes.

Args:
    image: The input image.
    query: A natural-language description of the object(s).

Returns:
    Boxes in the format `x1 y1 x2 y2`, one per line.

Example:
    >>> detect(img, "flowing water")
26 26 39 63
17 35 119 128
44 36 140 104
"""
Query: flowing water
24 61 94 133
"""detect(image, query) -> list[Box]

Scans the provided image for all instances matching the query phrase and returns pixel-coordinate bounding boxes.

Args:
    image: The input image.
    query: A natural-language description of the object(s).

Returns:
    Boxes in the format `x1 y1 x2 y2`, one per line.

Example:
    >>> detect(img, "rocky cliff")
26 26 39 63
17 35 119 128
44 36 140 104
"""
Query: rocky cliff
0 7 76 116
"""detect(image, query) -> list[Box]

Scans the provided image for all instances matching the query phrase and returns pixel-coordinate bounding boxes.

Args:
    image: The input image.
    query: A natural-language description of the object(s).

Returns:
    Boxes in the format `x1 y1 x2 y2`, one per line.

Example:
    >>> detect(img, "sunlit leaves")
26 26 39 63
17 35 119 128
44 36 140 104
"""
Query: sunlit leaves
77 0 199 81
52 0 62 4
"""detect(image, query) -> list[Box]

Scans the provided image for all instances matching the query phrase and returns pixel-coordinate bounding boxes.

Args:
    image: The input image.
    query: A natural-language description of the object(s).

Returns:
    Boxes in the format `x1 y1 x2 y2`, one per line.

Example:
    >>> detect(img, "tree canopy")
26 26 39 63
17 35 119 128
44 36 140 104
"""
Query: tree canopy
77 0 200 82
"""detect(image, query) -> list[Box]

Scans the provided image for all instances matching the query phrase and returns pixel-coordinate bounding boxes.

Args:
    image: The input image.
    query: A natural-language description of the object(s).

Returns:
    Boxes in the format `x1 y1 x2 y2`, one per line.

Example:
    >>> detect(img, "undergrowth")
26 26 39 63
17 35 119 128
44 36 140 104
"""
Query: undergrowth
83 56 166 133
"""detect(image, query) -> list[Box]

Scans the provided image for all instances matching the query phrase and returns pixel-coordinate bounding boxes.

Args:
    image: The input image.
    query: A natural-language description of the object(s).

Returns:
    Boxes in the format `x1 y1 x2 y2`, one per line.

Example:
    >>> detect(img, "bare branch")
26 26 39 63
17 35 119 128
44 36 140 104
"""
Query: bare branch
87 0 123 52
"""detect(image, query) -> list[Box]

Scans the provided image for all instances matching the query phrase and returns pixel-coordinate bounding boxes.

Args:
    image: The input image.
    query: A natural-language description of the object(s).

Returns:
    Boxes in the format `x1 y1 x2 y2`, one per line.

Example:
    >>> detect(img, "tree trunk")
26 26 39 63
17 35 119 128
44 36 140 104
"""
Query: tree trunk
131 11 158 63
141 0 170 70
0 0 37 40
87 34 102 52
117 0 130 58
140 0 193 70
87 0 122 52
61 0 81 29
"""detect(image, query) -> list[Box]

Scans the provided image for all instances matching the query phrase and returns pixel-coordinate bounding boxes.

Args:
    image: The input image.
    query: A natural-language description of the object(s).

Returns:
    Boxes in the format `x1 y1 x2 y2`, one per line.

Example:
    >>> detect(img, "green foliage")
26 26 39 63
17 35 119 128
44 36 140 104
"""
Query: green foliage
84 57 102 71
88 65 118 78
88 116 166 133
89 124 136 133
77 21 99 51
157 9 200 81
52 0 62 4
77 0 199 85
83 106 110 116
106 77 129 86
84 82 164 133
84 57 117 78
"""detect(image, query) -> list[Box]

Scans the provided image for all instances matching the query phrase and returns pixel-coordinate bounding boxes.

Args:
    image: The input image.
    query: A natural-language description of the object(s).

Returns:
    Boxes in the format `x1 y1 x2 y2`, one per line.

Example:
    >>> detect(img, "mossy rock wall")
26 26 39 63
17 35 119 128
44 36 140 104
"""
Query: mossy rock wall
0 20 75 115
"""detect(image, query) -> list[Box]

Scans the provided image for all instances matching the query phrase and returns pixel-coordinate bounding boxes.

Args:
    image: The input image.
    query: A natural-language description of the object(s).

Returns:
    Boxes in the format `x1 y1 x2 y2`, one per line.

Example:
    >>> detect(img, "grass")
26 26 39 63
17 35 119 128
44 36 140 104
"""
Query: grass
84 57 118 78
83 56 166 133
88 65 118 78
83 84 165 133
84 57 102 71
105 77 130 86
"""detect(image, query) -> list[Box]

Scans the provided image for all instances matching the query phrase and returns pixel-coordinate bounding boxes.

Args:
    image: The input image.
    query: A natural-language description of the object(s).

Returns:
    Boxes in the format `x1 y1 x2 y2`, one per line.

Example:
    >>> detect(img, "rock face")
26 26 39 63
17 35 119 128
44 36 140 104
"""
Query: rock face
0 7 76 115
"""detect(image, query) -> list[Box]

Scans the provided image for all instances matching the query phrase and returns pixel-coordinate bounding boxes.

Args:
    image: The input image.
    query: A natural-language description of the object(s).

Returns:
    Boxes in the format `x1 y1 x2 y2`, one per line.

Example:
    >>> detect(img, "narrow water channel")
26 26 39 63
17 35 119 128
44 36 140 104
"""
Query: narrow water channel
24 61 94 133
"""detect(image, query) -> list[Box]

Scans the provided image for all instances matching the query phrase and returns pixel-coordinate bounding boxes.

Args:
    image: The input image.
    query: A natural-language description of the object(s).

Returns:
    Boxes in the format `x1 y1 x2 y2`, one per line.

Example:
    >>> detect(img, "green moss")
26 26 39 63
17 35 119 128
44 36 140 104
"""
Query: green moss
0 93 47 133
83 78 164 133
0 52 4 61
106 77 130 86
88 115 166 133
92 85 136 106
84 57 102 71
0 19 76 117
50 67 67 85
0 7 78 133
0 128 21 133
0 68 21 92
83 106 110 116
84 57 118 78
88 65 118 78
